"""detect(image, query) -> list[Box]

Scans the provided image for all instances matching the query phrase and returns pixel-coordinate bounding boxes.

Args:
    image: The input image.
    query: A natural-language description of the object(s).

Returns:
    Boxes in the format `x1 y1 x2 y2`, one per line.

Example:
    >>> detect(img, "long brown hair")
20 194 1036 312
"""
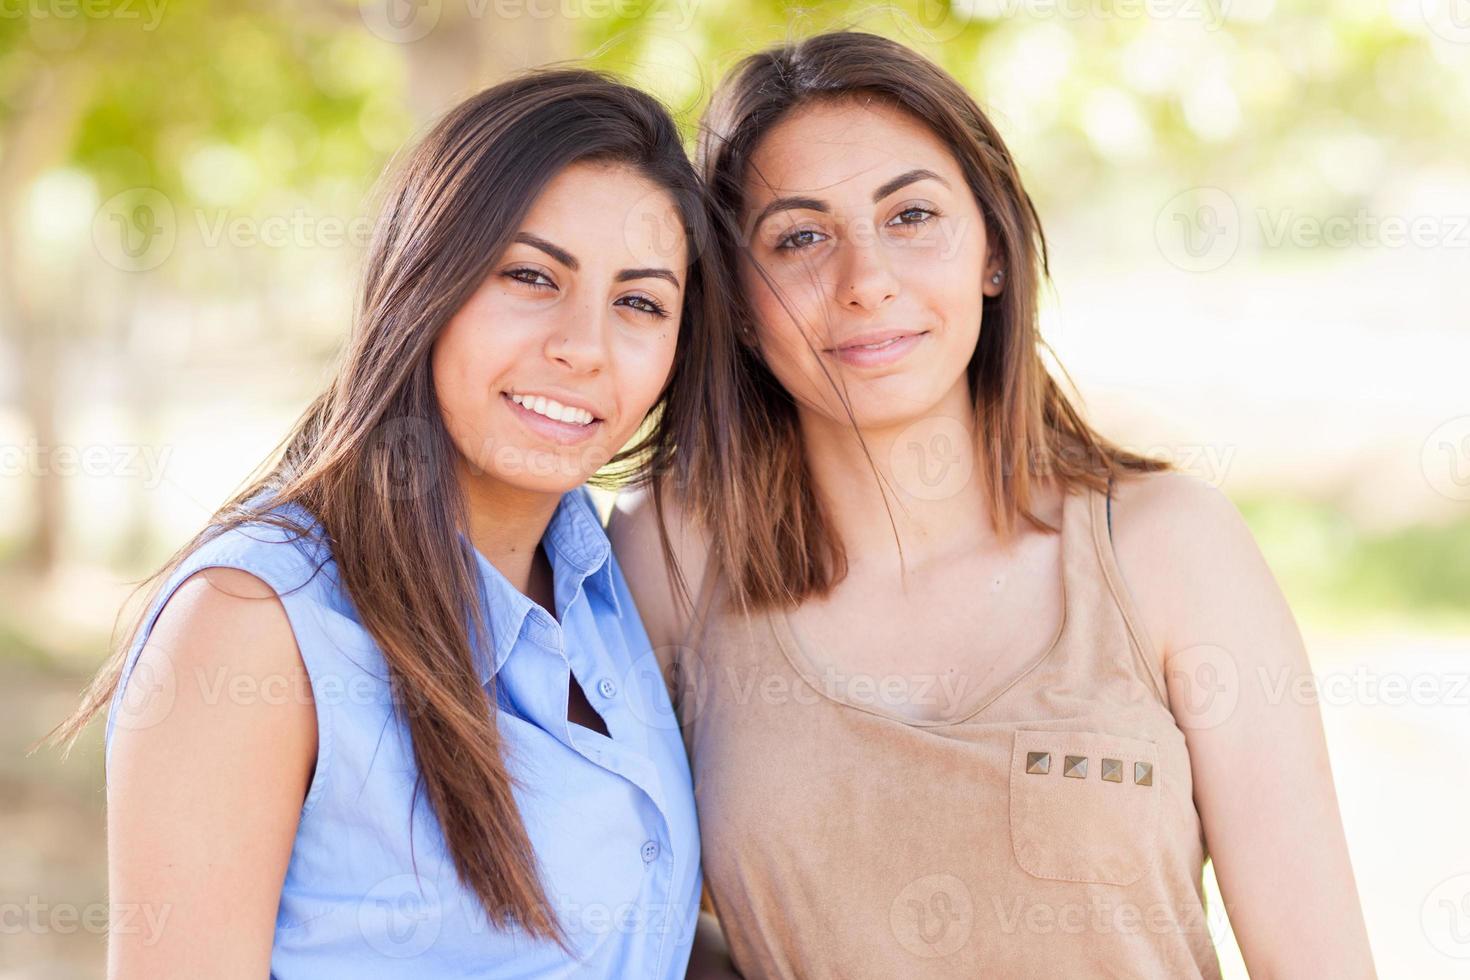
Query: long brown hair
45 69 722 945
648 30 1170 612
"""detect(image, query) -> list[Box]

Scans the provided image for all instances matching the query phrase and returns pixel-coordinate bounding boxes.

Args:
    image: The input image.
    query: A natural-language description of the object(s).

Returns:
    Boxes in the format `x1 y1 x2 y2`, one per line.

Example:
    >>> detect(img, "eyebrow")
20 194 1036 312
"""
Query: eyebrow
515 233 680 289
871 168 949 202
515 233 577 270
616 267 681 288
752 169 951 232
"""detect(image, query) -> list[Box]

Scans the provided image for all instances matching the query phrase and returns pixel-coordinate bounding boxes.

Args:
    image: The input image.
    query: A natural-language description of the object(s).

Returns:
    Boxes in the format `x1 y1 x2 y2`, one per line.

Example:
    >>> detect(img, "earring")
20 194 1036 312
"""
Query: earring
991 270 1005 285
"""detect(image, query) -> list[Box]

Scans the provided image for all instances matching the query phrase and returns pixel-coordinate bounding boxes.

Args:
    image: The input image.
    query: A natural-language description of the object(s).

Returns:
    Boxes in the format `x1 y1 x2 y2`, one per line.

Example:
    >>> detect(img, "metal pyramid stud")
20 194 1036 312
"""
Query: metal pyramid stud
1063 755 1088 779
1134 762 1154 786
1101 758 1123 782
1025 751 1051 775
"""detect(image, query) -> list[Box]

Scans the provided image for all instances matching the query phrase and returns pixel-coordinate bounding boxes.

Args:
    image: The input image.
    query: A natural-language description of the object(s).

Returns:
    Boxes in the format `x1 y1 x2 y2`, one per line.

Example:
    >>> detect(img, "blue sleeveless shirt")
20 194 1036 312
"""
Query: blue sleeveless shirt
103 488 701 977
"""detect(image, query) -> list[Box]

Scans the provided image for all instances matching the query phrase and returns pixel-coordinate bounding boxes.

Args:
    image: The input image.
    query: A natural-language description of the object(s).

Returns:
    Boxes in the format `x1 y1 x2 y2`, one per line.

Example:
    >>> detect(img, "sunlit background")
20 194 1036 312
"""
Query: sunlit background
2 1 1467 977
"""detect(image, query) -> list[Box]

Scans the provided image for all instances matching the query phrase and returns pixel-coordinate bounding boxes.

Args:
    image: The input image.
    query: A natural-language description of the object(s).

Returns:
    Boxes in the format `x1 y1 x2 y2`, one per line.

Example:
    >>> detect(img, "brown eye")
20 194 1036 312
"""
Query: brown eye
776 228 827 250
889 207 938 227
504 267 556 289
618 294 670 319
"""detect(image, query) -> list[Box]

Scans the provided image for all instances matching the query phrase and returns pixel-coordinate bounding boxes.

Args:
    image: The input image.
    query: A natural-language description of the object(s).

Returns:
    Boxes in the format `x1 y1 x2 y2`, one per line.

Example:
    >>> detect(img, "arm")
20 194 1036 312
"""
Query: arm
1111 472 1375 977
106 566 317 979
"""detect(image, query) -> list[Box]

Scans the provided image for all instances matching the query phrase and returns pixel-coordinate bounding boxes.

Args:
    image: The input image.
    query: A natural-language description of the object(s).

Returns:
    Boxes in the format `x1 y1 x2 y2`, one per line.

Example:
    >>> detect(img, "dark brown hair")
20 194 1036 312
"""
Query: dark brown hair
45 68 723 946
647 30 1170 611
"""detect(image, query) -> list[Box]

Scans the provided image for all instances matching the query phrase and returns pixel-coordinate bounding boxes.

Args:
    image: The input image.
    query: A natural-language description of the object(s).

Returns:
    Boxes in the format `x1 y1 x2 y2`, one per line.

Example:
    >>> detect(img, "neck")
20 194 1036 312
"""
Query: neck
456 461 562 596
796 377 1000 571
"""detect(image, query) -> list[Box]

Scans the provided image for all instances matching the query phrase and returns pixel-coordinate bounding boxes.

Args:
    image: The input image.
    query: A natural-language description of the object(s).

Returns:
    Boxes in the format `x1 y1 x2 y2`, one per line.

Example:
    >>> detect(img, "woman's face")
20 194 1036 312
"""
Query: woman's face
740 98 1004 433
432 160 686 496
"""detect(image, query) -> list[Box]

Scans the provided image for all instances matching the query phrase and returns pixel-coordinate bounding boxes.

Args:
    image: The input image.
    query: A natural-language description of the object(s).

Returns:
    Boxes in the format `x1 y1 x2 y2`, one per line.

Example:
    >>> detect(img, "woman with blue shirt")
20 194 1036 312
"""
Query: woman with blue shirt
50 70 730 978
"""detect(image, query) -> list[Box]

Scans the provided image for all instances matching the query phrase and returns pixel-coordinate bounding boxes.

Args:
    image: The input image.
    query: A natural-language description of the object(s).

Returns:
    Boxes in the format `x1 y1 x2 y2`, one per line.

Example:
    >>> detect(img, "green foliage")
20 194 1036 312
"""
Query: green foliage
3 1 397 205
1239 494 1470 631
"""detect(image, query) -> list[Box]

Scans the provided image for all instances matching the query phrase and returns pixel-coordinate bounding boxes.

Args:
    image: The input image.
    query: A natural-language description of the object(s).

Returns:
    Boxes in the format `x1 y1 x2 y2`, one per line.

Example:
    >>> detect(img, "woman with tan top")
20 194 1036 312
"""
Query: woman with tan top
612 31 1375 979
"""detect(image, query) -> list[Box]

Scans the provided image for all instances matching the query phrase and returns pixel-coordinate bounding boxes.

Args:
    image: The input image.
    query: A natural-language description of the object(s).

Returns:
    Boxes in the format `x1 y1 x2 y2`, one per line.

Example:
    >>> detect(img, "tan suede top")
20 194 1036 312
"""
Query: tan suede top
668 483 1223 979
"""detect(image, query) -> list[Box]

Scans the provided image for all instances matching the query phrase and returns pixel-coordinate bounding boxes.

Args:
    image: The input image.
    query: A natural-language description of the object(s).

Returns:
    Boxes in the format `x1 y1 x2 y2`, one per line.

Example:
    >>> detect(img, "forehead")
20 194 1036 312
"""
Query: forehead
521 159 688 271
744 98 962 203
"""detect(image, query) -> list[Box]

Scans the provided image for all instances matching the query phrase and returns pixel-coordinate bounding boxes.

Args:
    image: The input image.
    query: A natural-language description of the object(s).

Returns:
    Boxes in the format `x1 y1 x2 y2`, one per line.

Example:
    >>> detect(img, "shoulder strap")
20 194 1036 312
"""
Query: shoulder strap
1088 477 1170 705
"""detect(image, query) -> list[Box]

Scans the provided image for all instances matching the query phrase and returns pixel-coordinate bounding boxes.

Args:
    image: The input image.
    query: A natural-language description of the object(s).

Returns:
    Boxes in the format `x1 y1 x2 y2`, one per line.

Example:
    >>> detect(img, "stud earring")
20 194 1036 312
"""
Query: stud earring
990 270 1005 285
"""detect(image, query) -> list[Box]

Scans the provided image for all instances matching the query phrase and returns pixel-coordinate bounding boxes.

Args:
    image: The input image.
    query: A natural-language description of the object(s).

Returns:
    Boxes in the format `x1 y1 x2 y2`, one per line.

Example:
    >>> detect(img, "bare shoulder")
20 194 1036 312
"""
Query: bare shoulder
145 565 307 684
113 564 316 776
1108 469 1247 549
1106 470 1279 667
107 564 318 975
607 482 711 653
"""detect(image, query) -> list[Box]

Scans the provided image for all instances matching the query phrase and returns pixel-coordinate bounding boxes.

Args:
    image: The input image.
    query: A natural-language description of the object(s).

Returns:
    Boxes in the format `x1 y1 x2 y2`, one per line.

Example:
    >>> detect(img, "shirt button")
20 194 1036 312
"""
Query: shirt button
597 678 618 699
640 840 660 864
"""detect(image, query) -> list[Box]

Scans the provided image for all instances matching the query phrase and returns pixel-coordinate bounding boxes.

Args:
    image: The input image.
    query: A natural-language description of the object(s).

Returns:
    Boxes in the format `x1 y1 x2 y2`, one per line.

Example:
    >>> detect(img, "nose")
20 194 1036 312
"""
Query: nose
543 296 608 375
835 233 899 313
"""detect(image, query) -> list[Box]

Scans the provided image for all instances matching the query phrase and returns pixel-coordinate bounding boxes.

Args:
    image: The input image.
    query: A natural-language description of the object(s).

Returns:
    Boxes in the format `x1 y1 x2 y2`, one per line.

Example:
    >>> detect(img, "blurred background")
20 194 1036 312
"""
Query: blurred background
1 0 1466 977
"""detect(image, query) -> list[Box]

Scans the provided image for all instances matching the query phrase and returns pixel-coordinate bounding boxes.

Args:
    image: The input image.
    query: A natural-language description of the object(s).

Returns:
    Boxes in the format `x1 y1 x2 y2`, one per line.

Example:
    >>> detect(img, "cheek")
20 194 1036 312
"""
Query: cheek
743 265 823 362
756 317 846 417
933 268 985 335
432 311 516 431
744 257 824 331
612 326 679 423
431 321 476 419
907 241 985 338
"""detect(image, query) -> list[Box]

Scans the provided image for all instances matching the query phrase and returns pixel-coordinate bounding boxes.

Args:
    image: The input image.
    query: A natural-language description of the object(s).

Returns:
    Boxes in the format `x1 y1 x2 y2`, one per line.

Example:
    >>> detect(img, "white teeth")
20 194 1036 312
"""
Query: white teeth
853 337 902 351
509 393 595 426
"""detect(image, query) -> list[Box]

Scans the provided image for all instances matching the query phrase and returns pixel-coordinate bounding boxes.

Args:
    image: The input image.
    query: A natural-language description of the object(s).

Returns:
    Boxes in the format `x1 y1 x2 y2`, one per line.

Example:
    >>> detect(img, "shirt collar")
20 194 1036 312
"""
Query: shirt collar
467 488 620 683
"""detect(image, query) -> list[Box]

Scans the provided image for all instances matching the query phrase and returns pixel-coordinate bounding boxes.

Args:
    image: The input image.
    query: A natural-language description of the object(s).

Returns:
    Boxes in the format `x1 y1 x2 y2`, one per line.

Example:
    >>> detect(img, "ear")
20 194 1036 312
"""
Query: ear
982 254 1006 298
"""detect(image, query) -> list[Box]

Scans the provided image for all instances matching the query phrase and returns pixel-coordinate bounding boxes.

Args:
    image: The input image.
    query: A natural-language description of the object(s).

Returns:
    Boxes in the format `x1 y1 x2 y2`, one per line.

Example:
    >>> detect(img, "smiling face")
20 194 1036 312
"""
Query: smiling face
431 159 686 496
740 97 1004 434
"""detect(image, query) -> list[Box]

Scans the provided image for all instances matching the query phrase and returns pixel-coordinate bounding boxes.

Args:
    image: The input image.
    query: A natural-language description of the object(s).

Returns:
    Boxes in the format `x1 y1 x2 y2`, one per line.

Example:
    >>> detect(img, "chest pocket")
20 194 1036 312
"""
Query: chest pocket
1008 728 1161 886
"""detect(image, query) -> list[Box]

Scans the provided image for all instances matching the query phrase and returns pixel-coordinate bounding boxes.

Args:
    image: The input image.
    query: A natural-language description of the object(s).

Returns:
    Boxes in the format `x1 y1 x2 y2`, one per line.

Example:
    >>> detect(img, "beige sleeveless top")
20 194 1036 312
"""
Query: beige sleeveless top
666 483 1222 979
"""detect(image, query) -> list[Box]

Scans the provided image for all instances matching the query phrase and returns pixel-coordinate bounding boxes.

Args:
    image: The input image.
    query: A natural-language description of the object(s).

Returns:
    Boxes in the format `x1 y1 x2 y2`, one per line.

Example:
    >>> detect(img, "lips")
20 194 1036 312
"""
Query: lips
823 329 930 368
829 329 929 352
501 391 605 446
507 392 597 426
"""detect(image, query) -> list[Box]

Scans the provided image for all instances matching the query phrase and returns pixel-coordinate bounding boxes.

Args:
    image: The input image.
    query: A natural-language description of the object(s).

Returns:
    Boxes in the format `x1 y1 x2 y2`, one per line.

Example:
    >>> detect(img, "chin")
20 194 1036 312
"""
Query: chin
841 377 964 432
470 437 615 496
495 472 590 497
